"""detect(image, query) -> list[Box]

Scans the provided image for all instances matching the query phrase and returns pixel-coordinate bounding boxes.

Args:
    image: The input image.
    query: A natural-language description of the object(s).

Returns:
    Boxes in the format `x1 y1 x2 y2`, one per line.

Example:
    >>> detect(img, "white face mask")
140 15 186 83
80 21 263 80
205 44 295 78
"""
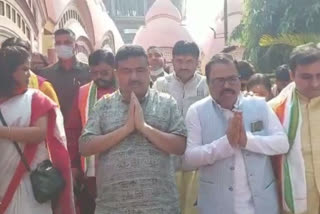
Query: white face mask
55 45 74 59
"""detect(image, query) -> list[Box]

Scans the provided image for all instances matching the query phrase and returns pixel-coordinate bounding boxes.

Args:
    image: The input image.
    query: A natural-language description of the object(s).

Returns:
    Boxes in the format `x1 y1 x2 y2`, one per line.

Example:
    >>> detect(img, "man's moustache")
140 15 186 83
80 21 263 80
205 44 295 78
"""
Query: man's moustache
221 89 236 95
95 79 114 88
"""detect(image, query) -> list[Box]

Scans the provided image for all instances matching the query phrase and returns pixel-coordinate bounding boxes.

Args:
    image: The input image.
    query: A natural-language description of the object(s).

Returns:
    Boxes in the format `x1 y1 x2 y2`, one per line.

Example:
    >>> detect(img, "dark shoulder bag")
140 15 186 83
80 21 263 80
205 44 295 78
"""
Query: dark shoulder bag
0 110 65 203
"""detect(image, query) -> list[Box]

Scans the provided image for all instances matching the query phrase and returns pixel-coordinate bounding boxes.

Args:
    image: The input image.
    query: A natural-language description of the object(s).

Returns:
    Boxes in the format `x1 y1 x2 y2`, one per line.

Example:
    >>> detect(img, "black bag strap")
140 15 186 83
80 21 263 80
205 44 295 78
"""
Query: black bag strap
0 110 31 172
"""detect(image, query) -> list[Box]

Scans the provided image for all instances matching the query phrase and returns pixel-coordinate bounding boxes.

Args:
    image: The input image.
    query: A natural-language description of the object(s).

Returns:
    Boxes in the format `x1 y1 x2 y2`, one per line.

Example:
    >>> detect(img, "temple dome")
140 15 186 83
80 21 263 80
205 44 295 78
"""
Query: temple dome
133 0 193 51
145 0 182 23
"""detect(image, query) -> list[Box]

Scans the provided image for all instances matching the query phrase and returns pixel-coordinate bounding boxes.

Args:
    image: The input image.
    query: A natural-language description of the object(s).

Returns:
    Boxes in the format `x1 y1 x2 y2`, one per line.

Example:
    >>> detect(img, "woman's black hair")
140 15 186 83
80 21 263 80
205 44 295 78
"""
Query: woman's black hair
247 73 272 92
0 46 30 97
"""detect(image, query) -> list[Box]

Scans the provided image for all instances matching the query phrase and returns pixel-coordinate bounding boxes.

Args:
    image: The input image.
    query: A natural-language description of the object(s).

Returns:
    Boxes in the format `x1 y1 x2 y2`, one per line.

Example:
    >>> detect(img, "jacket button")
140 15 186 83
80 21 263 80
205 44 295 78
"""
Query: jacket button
230 166 235 170
228 187 233 191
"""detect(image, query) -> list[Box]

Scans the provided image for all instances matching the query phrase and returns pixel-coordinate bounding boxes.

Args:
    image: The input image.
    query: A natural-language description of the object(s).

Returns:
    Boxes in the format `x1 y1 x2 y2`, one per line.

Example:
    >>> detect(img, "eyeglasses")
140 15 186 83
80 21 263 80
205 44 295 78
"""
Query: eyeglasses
210 75 240 87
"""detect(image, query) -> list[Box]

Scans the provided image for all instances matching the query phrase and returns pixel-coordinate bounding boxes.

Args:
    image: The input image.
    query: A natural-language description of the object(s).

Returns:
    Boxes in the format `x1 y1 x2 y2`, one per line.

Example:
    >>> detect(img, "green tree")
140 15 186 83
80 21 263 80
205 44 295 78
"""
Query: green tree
231 0 320 73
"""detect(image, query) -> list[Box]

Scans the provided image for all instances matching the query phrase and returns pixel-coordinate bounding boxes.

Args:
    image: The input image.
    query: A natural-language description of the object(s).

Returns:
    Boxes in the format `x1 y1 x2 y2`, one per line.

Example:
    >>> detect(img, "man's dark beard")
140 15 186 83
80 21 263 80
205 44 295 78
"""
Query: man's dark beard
94 79 116 89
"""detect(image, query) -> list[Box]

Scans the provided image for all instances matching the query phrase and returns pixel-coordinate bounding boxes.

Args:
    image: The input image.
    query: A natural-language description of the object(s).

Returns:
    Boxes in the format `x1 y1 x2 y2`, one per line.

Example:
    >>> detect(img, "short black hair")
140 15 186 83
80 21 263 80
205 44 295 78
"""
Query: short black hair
205 53 236 80
221 45 237 53
0 46 30 97
237 60 255 81
289 43 320 72
115 45 148 68
172 40 200 59
1 37 32 53
274 64 291 81
54 28 76 40
89 49 115 68
247 73 272 92
147 46 163 56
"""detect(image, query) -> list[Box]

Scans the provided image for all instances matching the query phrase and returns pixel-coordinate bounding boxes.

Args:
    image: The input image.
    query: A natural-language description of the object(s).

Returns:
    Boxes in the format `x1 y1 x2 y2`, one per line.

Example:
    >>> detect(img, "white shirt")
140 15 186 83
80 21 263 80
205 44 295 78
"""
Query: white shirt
150 67 167 82
183 96 289 214
153 72 209 118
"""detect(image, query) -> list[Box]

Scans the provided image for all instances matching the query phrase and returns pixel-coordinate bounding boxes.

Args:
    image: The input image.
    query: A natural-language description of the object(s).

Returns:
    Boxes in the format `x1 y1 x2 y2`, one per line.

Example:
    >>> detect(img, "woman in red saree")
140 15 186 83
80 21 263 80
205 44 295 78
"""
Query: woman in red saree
0 46 75 214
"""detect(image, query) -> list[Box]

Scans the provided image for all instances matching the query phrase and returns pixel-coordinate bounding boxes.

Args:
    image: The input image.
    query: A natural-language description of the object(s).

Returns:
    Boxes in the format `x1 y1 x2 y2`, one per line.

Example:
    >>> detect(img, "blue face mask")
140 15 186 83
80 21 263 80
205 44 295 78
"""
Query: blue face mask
55 45 74 59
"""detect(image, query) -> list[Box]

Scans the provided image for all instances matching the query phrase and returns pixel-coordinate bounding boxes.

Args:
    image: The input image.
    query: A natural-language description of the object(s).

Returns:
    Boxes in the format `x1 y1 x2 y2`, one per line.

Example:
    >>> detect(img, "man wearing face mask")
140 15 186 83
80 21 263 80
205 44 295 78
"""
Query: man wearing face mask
39 28 90 123
147 46 168 82
66 49 117 214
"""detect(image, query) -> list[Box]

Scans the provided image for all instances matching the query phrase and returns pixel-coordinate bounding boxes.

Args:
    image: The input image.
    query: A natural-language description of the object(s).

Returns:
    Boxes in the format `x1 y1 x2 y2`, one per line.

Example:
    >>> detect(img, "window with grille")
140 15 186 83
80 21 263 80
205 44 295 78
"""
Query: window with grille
22 20 26 33
26 27 31 39
17 13 21 27
6 4 10 19
11 8 16 23
0 1 4 16
33 5 37 22
114 0 145 16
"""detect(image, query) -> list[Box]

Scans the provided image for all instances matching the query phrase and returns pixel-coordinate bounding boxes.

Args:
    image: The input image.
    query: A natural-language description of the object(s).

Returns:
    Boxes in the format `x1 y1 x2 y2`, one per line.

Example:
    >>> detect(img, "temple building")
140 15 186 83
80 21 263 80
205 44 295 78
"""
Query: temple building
0 0 123 63
0 0 46 51
201 0 244 71
133 0 193 65
104 0 187 43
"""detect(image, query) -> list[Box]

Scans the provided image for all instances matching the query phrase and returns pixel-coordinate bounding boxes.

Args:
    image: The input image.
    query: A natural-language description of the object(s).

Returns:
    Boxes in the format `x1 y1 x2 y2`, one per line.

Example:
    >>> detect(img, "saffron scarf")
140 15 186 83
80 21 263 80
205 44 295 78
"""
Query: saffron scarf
78 82 97 177
272 83 306 213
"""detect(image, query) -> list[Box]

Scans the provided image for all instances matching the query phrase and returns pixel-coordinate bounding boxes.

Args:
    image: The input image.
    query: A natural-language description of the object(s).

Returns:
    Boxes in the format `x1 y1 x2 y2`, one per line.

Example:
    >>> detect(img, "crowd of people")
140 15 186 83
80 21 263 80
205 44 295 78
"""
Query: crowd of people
0 27 319 214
